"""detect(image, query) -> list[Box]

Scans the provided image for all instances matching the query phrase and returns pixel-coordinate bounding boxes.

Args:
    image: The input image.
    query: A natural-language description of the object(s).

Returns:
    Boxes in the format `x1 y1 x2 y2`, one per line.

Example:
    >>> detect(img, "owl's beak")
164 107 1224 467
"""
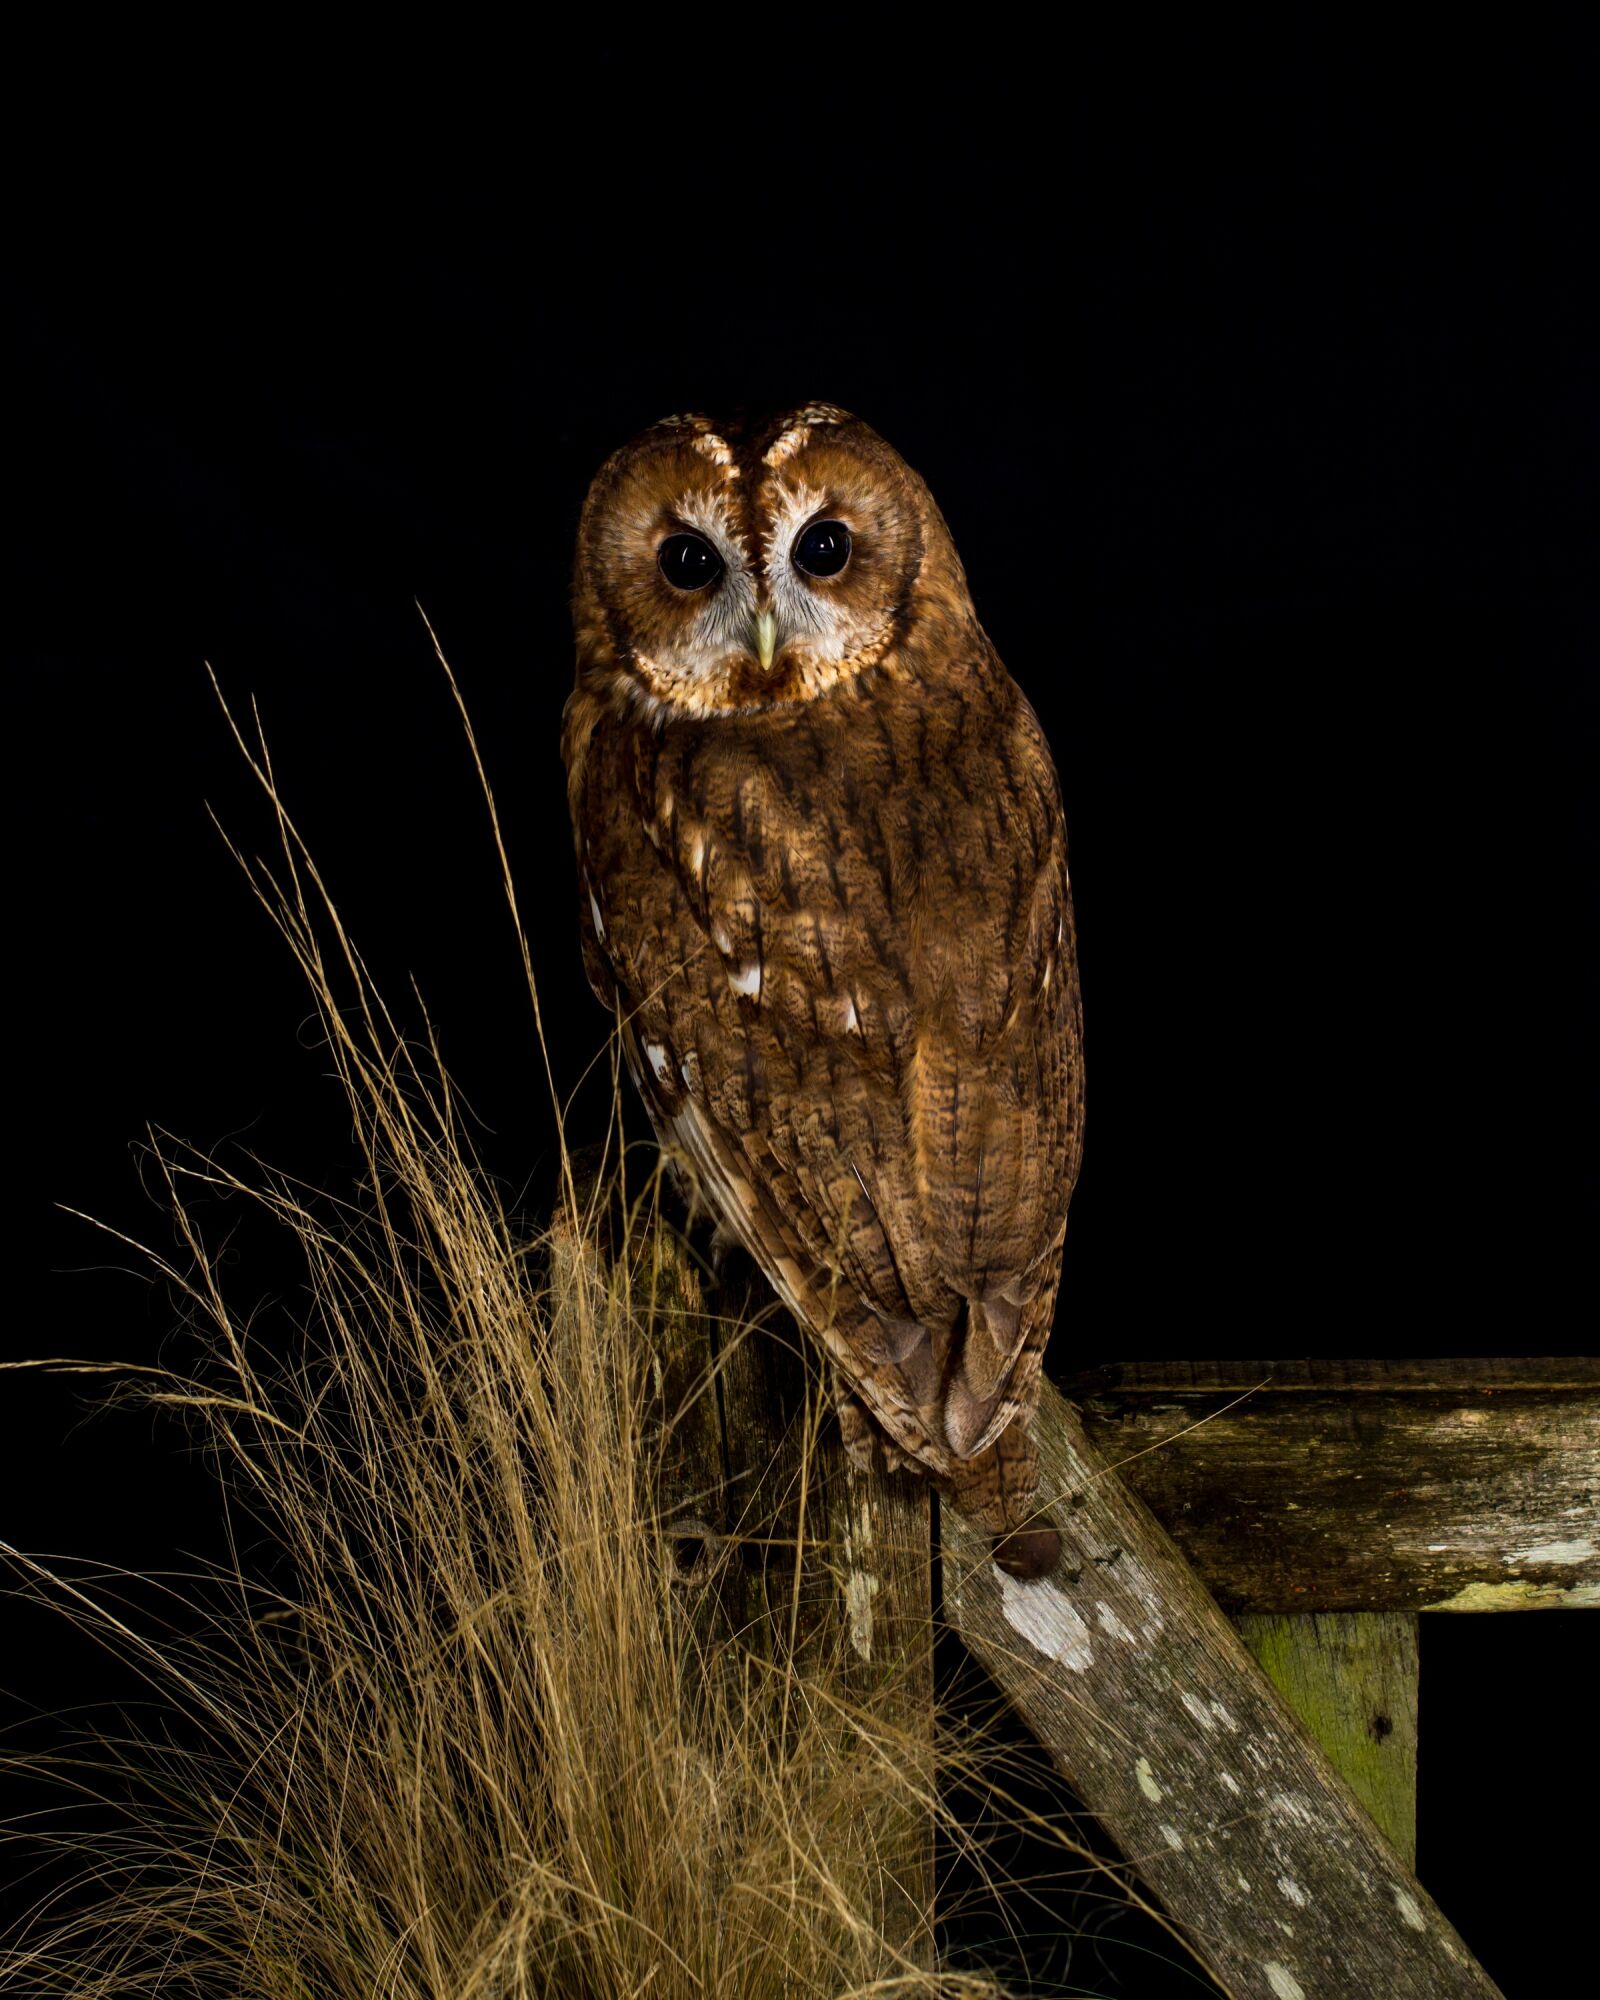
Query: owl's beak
752 609 779 673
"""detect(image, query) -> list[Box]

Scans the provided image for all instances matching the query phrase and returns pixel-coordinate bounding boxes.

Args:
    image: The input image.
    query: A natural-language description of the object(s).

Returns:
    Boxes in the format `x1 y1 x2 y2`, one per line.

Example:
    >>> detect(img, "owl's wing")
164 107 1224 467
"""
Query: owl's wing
568 666 1083 1475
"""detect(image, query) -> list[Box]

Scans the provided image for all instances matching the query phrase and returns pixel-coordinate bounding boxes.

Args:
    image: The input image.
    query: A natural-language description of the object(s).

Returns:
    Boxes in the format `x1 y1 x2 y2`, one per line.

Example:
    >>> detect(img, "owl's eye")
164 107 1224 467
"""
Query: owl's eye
793 519 852 579
658 533 724 592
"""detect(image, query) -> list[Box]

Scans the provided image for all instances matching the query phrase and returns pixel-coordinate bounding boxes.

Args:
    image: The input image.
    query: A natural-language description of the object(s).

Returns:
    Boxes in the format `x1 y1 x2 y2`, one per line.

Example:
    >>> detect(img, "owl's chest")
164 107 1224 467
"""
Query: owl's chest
578 684 1051 1054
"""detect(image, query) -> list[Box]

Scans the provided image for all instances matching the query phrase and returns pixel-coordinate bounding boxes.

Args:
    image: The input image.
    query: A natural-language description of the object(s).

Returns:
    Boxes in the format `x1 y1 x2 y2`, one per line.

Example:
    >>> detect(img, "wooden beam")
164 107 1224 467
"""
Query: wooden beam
1062 1362 1599 1613
1067 1357 1600 1392
642 1223 935 1967
943 1387 1503 1999
1238 1613 1419 1869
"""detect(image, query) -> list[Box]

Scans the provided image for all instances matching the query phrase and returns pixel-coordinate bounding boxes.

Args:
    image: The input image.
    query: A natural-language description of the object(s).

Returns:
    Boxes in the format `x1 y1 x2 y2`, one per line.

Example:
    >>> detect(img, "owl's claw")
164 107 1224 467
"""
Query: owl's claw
991 1522 1062 1579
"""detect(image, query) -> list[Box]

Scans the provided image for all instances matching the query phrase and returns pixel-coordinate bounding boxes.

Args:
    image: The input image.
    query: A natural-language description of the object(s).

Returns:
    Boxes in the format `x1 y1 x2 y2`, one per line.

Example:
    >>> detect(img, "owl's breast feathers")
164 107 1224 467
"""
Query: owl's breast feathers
562 645 1084 1477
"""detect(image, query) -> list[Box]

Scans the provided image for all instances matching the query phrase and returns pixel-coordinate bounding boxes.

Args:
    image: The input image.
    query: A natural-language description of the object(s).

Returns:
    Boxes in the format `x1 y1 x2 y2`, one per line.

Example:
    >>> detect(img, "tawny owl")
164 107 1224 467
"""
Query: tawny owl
562 406 1084 1577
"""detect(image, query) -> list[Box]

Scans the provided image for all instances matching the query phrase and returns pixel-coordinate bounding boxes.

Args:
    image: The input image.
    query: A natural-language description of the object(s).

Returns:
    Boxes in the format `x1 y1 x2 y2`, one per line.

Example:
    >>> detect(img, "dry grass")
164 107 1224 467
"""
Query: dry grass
0 670 1182 1998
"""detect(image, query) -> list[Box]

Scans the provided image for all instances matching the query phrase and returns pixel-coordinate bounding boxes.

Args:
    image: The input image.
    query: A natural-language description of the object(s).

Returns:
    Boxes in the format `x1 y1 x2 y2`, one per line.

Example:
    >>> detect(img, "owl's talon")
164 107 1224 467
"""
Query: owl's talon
992 1523 1061 1579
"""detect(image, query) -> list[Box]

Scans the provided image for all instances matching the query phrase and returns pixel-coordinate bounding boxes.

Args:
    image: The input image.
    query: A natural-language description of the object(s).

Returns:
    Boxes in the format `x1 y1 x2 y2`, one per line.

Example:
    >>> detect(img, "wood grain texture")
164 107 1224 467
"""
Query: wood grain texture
1063 1371 1599 1613
1238 1614 1419 1868
943 1393 1502 2000
645 1228 935 1966
1066 1357 1600 1392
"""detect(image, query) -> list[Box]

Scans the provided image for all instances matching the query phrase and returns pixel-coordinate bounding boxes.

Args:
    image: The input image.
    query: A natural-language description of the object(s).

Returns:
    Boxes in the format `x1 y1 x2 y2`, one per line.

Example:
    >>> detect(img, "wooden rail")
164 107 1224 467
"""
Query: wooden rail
627 1185 1591 1998
638 1221 936 1968
943 1381 1505 1998
1063 1356 1600 1612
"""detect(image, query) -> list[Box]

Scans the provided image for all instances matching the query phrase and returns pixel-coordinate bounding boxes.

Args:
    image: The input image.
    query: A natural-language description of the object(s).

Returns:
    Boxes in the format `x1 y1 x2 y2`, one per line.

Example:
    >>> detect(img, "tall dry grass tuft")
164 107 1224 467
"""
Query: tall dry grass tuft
1 681 1027 1997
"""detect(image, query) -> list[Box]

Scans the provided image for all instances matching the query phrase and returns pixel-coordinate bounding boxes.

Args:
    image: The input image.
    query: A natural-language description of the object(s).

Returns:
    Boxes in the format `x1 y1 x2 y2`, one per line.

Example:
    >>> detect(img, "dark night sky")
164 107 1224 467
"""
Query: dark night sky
4 62 1595 1994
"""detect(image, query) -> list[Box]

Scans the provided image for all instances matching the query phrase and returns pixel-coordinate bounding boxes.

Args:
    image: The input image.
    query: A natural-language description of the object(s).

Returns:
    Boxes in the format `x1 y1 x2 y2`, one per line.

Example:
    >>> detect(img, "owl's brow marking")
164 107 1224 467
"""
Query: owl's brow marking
762 426 812 469
691 432 736 471
654 411 738 472
762 404 847 467
671 485 746 557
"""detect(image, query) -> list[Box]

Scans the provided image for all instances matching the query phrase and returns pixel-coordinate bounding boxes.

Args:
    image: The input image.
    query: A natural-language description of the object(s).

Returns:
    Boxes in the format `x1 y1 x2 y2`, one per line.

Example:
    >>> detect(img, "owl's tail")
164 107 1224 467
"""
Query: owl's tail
948 1413 1060 1579
942 1293 1026 1459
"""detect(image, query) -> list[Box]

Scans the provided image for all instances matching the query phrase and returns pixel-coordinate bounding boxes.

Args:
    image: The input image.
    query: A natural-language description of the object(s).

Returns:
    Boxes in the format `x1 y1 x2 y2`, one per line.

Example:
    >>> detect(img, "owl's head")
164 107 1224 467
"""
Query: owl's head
572 406 969 714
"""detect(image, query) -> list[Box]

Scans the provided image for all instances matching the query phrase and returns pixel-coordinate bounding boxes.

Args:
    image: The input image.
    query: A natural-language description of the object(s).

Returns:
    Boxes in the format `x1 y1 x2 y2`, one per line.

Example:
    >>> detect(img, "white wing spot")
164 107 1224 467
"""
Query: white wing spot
689 832 706 874
727 960 762 1000
844 994 861 1034
712 919 733 955
588 888 606 943
645 1042 673 1085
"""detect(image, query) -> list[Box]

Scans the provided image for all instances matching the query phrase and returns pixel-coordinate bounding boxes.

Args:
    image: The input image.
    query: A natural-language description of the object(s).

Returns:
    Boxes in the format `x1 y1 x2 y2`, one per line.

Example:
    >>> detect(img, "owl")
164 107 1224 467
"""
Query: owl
561 406 1084 1578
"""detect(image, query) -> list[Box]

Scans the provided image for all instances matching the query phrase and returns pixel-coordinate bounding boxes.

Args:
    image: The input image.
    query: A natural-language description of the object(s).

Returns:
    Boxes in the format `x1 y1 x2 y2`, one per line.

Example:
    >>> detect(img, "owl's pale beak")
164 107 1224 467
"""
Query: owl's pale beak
752 609 779 673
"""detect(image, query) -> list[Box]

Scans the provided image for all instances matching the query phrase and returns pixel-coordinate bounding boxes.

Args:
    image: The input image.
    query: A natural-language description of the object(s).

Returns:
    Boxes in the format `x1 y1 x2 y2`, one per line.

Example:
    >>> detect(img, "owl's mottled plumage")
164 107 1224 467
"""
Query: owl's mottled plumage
562 407 1084 1576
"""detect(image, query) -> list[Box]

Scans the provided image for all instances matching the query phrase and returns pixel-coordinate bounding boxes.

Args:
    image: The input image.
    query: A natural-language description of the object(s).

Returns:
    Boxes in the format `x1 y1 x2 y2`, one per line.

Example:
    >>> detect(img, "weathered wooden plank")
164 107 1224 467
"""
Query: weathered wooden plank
943 1387 1502 1999
646 1229 936 1966
1068 1377 1599 1613
823 1443 935 1958
1238 1613 1419 1869
1066 1357 1600 1393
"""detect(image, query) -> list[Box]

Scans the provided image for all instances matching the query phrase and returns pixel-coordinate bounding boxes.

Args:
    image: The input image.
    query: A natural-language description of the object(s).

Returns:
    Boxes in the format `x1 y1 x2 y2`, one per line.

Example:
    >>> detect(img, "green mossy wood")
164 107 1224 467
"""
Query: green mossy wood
943 1381 1503 1999
1066 1356 1600 1614
625 1191 1581 2000
1238 1613 1419 1869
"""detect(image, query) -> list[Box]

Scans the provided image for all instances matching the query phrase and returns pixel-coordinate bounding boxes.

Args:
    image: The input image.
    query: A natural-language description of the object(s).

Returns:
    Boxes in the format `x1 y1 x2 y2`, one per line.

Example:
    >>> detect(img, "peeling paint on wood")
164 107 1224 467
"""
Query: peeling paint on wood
998 1569 1095 1670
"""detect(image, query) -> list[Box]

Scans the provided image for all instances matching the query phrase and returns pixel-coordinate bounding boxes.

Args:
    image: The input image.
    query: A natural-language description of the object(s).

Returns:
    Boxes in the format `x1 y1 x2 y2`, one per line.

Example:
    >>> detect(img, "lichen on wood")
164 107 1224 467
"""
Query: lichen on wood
1063 1360 1600 1613
944 1385 1504 1998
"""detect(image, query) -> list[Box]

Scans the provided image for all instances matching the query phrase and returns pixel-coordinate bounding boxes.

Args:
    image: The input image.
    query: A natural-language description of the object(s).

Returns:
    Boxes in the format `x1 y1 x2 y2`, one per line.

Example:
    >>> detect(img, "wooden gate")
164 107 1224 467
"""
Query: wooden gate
646 1214 1596 1999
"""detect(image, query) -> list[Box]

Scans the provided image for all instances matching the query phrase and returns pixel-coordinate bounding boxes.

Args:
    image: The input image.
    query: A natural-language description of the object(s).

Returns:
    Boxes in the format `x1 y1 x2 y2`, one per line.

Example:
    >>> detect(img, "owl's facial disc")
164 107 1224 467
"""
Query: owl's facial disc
578 409 933 715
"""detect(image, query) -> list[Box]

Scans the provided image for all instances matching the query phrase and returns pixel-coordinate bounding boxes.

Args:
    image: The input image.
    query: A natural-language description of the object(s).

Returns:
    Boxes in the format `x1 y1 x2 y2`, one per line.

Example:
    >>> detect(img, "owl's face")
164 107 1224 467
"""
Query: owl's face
573 406 963 715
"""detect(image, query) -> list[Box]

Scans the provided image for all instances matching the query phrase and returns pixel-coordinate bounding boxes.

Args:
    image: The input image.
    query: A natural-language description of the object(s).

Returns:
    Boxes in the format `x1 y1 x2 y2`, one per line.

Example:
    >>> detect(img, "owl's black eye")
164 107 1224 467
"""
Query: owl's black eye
658 532 724 592
793 519 852 578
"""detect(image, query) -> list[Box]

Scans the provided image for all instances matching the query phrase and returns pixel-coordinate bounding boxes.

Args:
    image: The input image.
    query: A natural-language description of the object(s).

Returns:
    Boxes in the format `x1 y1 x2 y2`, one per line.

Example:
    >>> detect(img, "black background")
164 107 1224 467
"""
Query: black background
5 57 1594 1997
